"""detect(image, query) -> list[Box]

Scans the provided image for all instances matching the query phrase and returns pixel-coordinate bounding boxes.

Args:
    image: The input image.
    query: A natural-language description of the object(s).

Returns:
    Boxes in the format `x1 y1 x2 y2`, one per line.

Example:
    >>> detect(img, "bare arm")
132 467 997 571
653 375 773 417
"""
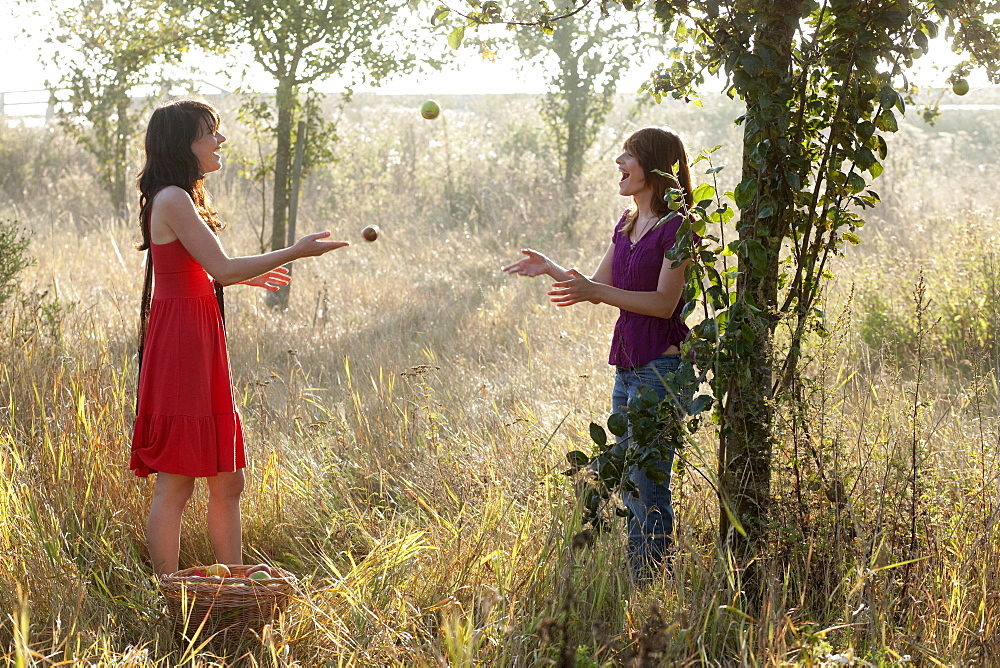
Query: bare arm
151 187 348 286
549 254 690 319
501 242 615 284
501 248 572 281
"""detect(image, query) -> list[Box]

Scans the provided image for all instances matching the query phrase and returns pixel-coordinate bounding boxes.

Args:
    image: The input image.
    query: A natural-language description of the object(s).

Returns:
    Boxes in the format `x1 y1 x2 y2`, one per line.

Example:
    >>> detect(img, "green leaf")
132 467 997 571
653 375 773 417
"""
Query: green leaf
879 86 897 110
681 299 698 320
847 172 866 193
600 461 624 488
447 24 465 49
710 204 735 224
686 277 703 301
646 467 668 484
748 139 770 168
566 450 590 467
857 120 876 140
745 240 768 271
843 231 861 244
589 422 607 448
431 5 450 24
706 285 728 309
693 183 716 206
874 108 897 132
480 0 501 19
734 178 757 209
607 412 628 437
688 394 714 416
873 135 888 159
741 54 763 77
855 147 876 170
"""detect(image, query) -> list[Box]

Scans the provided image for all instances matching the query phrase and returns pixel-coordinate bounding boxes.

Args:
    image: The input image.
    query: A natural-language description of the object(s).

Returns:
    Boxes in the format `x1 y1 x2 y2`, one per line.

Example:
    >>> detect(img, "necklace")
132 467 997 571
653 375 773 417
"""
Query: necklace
630 213 659 249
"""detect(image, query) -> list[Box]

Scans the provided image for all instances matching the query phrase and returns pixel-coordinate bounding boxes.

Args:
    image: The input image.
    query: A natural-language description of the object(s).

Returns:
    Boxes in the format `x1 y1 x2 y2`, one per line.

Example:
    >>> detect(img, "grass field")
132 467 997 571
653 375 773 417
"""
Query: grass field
2 91 1000 665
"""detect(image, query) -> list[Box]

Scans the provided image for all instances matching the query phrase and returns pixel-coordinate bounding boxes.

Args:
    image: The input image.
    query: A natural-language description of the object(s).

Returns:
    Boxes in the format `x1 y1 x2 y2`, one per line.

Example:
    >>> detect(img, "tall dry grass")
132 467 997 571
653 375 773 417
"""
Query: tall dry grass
2 91 1000 665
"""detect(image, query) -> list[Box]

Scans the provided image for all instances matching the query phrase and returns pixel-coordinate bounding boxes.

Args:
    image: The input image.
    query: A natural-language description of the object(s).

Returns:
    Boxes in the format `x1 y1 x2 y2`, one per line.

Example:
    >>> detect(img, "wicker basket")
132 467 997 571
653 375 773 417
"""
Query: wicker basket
158 564 297 640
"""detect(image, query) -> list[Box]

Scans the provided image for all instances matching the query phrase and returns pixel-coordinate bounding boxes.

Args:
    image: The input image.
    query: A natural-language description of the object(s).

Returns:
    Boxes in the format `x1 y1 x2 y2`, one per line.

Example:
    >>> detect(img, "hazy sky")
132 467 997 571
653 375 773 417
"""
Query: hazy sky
0 0 987 113
0 3 653 98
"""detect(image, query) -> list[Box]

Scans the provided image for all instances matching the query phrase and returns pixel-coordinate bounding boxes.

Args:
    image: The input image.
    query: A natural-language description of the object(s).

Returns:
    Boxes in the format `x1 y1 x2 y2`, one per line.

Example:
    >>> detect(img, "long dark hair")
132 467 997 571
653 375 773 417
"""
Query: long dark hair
621 127 694 235
135 100 226 402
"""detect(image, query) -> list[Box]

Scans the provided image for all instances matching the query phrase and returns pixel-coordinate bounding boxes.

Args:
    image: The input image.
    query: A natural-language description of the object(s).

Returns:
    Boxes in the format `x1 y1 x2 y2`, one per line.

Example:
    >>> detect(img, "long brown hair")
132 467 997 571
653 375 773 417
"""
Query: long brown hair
135 100 226 401
621 127 694 235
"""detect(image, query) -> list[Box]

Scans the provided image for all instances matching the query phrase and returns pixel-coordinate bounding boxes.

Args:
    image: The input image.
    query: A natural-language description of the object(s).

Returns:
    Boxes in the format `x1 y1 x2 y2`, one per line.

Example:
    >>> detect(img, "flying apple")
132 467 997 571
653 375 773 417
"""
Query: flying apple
362 225 380 242
420 100 440 120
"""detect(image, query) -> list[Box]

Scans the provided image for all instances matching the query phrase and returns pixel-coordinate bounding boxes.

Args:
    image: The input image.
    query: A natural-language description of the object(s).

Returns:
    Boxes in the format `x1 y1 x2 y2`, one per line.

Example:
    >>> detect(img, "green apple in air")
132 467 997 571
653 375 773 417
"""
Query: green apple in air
420 100 440 120
952 79 970 96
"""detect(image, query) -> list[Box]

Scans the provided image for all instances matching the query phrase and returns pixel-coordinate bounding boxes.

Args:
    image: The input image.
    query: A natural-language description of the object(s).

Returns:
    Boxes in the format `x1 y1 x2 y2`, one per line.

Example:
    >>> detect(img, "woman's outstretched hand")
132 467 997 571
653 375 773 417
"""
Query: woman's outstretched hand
501 249 555 278
242 266 291 291
293 231 349 258
548 269 602 307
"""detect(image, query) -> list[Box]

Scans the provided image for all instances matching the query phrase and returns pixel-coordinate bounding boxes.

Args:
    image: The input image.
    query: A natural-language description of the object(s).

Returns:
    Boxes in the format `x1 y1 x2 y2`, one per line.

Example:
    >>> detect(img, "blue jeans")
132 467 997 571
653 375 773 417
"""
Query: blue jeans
611 353 682 582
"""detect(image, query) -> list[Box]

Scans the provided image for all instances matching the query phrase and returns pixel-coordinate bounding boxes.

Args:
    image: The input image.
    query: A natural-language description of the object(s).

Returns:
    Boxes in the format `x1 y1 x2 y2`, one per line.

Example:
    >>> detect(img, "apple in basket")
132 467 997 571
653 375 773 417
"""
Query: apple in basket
245 563 272 579
204 563 231 578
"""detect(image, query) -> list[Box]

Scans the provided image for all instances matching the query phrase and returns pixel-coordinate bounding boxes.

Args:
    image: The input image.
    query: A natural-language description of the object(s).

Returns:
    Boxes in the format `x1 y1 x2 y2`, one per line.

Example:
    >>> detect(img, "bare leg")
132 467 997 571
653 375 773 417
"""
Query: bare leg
147 473 196 575
206 470 245 566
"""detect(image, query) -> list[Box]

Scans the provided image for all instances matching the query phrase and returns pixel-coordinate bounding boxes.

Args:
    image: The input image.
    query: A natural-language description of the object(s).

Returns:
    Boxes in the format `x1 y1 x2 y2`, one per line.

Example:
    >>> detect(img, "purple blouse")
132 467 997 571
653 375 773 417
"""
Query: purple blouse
608 211 690 368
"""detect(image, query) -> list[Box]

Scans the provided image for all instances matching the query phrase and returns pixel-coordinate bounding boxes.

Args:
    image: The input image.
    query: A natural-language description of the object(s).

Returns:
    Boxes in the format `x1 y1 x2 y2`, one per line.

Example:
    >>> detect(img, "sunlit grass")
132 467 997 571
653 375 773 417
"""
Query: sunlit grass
3 95 1000 664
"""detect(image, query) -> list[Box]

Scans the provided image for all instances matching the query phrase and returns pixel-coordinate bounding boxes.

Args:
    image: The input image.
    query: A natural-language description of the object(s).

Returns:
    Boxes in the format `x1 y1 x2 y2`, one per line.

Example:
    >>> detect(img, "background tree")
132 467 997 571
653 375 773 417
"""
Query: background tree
446 0 661 228
504 1 661 229
31 0 204 218
0 221 32 309
205 0 418 308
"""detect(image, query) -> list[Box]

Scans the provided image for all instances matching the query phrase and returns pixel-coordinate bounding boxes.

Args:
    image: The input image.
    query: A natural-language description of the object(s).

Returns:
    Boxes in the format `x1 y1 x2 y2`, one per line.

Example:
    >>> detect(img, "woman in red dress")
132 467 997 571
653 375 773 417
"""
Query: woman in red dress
131 99 348 575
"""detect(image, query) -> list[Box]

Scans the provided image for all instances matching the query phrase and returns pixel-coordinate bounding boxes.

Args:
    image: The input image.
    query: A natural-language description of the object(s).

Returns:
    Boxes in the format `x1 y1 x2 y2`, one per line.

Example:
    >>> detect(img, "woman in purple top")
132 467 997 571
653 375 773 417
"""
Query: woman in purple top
502 127 694 583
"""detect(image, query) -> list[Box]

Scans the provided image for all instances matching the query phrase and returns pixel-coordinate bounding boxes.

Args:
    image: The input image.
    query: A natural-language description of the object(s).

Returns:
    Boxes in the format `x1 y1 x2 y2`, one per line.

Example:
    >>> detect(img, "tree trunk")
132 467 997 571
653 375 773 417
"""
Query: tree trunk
563 94 586 198
561 93 586 233
554 19 584 232
267 78 296 309
718 1 802 569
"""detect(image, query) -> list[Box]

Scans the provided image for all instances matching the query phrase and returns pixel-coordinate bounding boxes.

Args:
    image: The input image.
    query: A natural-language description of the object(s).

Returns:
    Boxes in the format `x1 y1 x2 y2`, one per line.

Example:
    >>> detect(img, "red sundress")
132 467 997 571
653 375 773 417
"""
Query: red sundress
130 238 246 477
